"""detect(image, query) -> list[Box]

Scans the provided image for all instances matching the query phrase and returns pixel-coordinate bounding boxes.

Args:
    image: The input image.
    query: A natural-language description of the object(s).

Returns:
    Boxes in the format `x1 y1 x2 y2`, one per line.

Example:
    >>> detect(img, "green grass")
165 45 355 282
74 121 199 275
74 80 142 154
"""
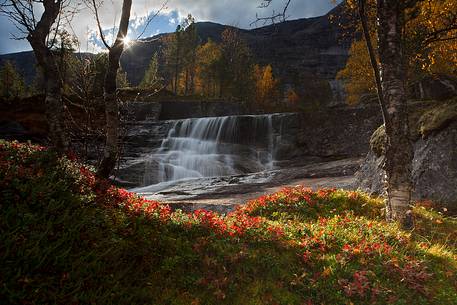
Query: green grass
0 140 456 304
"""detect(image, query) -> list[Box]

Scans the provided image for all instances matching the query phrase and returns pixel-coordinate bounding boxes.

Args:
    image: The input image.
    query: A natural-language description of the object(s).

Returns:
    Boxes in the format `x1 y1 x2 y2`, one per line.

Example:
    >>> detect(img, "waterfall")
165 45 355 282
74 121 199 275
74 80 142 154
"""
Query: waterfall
153 114 278 183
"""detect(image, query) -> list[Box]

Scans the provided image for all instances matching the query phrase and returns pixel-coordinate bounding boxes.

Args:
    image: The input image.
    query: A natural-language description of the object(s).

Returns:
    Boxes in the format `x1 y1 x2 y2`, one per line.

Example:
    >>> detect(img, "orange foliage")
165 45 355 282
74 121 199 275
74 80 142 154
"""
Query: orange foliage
286 88 300 105
338 0 457 104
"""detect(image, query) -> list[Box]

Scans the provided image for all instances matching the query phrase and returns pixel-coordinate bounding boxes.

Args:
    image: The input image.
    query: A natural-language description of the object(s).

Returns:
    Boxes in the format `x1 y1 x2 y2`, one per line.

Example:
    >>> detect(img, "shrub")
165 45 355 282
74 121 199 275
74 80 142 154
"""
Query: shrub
1 140 456 304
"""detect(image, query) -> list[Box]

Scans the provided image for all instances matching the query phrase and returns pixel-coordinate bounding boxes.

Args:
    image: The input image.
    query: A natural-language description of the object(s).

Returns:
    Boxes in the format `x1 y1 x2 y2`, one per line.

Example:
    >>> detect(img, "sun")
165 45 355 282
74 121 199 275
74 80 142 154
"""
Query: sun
122 36 132 47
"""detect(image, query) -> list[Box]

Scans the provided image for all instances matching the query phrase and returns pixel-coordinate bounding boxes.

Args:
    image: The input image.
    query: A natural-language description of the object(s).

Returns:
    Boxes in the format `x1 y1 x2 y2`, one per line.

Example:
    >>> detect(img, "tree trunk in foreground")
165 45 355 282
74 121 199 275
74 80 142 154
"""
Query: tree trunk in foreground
377 0 414 229
27 0 68 153
97 0 132 178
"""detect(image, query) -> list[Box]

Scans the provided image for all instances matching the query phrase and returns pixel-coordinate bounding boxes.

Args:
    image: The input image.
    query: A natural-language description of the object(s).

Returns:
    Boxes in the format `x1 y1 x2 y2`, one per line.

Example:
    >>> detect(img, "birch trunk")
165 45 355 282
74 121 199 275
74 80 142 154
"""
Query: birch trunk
27 0 67 153
97 0 132 178
377 0 414 229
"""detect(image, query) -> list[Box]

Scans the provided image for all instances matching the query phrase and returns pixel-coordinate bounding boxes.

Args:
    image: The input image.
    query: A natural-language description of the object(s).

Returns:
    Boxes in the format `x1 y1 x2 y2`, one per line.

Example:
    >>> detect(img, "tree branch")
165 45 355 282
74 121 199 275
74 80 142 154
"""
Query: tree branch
251 0 291 26
91 0 111 49
357 0 388 125
136 0 168 39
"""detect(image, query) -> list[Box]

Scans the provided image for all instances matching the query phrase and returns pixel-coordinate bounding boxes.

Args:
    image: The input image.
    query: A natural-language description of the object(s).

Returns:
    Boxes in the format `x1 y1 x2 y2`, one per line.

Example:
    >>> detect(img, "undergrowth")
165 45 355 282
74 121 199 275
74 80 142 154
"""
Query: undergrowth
0 140 456 304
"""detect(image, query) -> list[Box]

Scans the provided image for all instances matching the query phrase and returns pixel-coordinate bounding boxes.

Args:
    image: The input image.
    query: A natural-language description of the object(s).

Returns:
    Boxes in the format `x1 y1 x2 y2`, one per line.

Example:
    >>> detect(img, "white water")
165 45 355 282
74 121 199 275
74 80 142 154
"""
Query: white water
151 114 279 184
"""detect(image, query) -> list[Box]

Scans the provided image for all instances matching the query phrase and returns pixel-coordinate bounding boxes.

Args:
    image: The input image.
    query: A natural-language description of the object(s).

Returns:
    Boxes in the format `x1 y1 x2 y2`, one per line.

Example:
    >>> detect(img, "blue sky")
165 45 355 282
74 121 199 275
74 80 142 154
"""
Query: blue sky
0 0 338 55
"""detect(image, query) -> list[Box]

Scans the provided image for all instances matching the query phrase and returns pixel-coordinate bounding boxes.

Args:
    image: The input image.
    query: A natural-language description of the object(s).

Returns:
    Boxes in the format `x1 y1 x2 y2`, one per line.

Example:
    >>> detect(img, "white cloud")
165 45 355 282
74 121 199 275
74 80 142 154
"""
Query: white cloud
0 0 337 54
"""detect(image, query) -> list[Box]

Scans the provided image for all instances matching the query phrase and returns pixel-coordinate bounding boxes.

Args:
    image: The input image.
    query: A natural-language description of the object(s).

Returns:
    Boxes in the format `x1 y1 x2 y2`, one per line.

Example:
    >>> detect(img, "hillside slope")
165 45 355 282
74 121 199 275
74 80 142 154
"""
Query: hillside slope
1 140 456 304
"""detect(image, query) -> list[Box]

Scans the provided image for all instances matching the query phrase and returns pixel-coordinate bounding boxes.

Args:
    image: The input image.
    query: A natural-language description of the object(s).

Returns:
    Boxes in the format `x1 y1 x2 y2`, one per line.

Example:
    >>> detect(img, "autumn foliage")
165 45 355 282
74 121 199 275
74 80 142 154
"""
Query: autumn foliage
337 0 457 104
254 64 280 107
1 140 456 304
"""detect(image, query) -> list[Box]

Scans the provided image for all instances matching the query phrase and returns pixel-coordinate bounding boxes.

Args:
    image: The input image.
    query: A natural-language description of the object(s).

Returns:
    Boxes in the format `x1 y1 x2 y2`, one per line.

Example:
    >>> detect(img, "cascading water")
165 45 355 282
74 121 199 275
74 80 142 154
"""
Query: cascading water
155 114 277 183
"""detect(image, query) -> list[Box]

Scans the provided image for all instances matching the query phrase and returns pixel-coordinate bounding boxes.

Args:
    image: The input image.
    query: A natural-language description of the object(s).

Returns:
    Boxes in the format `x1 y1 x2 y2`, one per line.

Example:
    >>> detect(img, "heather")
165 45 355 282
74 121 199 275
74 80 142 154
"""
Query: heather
0 140 456 304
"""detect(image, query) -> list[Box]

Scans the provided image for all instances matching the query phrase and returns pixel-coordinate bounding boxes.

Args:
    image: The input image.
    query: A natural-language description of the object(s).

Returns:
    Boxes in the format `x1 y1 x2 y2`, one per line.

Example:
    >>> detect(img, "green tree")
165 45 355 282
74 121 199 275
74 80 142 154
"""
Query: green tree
162 25 184 94
181 15 198 95
0 61 26 100
219 28 254 100
116 67 130 88
162 15 198 95
140 52 160 89
195 39 223 97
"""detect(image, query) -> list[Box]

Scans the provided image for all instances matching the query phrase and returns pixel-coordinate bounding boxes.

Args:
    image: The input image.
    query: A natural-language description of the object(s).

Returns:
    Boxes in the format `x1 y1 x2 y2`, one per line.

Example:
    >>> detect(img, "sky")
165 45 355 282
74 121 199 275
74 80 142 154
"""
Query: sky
0 0 338 55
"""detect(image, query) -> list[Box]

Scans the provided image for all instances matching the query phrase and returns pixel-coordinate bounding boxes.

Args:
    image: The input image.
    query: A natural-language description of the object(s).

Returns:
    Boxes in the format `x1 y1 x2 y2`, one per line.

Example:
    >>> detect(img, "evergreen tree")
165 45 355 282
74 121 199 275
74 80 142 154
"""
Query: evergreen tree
116 67 130 88
162 15 199 95
162 25 184 94
140 52 160 89
0 60 26 100
181 15 198 95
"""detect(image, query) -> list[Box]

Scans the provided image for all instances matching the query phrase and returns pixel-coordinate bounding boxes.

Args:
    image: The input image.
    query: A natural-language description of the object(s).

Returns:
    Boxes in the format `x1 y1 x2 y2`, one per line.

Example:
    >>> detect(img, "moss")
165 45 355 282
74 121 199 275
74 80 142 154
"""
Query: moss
369 98 457 155
418 97 457 138
370 124 386 157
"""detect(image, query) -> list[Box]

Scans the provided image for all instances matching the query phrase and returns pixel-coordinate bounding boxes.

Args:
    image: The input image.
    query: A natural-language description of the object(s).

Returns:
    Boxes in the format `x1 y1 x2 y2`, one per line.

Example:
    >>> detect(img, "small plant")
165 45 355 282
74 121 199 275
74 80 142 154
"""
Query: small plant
1 140 456 304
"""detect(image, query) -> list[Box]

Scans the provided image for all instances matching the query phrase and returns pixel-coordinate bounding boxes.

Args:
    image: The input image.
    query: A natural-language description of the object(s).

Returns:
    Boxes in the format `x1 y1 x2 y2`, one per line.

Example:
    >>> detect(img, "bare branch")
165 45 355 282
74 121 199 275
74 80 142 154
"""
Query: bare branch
251 0 291 26
91 0 111 49
136 0 168 39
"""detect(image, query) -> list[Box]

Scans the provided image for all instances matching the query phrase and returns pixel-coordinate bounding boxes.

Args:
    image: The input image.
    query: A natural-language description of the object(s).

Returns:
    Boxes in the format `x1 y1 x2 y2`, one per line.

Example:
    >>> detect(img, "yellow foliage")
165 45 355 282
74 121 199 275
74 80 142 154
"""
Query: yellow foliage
194 40 222 97
254 64 279 106
407 0 457 74
336 39 376 105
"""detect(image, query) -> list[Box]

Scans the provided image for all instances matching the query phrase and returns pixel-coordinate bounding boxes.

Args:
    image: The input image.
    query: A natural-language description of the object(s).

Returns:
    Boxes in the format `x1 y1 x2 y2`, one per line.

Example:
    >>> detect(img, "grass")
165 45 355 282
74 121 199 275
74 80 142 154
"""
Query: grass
0 140 456 305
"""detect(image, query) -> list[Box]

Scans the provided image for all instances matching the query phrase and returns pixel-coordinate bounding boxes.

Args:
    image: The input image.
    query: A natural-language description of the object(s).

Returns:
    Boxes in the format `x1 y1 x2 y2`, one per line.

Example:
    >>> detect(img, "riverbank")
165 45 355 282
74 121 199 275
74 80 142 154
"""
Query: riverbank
133 158 361 213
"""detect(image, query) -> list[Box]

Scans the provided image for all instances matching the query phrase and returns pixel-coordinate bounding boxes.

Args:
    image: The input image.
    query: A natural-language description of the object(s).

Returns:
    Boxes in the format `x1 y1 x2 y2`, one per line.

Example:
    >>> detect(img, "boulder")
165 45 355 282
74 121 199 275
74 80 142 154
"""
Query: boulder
354 119 457 207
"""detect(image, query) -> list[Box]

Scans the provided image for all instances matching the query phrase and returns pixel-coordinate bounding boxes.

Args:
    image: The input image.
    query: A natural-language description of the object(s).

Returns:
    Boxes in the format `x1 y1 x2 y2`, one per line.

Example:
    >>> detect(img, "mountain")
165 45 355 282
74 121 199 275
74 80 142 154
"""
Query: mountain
0 4 352 105
0 51 38 84
122 4 351 104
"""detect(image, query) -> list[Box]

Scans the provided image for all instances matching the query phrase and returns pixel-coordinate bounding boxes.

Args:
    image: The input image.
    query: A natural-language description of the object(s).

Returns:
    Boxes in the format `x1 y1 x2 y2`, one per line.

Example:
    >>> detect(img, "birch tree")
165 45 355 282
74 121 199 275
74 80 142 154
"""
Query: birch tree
89 0 132 178
0 0 75 152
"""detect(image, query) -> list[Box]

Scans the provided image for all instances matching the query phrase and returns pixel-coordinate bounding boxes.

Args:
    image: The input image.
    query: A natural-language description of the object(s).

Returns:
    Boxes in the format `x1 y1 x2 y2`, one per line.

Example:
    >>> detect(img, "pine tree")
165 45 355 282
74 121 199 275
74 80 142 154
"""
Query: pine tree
181 15 198 95
0 60 26 100
140 52 160 89
116 67 130 89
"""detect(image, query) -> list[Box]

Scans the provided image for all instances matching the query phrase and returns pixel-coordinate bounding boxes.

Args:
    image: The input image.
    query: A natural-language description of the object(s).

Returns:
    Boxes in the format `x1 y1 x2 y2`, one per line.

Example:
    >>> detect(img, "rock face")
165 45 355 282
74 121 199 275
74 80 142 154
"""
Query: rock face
158 100 247 120
355 121 457 207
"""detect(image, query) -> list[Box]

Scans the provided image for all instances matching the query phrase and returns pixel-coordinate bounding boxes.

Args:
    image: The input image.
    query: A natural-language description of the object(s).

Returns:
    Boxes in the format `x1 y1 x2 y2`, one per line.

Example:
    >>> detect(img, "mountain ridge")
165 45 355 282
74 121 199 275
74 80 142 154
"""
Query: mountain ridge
0 4 351 105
